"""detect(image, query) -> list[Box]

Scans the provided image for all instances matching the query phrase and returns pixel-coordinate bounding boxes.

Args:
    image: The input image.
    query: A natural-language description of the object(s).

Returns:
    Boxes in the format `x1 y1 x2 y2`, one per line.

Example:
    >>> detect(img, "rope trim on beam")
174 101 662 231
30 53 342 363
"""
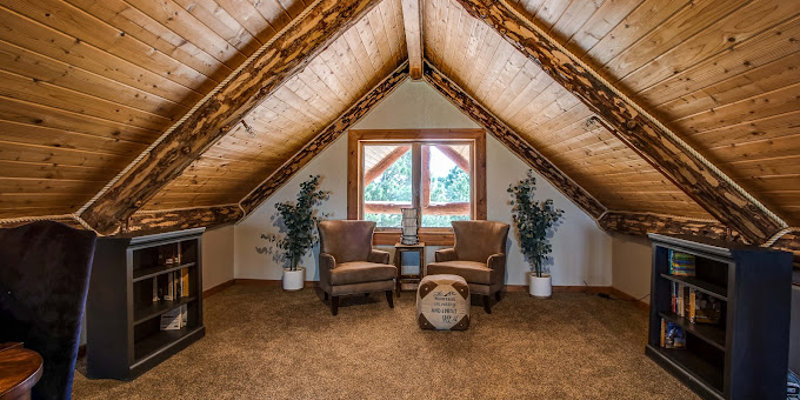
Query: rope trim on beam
497 0 787 229
75 0 326 217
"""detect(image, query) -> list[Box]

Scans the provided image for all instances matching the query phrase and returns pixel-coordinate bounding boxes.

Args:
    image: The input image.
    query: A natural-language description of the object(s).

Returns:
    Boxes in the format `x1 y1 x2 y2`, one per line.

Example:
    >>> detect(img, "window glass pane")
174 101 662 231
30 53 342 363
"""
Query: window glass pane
363 145 412 227
422 144 471 227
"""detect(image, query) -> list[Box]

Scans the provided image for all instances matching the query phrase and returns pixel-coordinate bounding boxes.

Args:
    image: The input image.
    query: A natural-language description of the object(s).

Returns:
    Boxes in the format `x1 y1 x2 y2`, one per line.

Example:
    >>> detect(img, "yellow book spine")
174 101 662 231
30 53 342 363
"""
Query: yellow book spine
660 319 666 347
689 290 696 324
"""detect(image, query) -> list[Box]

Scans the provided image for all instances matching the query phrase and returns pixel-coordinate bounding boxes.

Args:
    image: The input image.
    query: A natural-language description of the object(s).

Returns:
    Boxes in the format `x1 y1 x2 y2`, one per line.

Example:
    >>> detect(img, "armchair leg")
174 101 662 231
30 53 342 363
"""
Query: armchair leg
483 295 492 314
331 296 339 316
324 292 328 301
495 291 502 301
385 290 394 308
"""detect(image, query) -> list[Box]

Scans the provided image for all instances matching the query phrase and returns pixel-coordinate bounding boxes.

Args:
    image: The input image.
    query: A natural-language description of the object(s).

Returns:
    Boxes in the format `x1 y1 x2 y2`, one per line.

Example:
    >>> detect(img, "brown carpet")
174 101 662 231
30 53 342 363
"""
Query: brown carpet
72 284 698 399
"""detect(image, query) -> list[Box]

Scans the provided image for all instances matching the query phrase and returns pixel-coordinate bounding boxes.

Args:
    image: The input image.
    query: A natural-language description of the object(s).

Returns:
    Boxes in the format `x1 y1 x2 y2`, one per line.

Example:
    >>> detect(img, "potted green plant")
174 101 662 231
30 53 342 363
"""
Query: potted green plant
508 170 564 298
261 175 329 291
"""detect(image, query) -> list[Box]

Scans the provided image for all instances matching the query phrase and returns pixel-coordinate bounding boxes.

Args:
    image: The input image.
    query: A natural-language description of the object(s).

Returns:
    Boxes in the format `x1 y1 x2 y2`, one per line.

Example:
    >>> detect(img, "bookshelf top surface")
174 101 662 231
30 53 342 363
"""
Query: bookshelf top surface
112 227 205 244
647 233 782 257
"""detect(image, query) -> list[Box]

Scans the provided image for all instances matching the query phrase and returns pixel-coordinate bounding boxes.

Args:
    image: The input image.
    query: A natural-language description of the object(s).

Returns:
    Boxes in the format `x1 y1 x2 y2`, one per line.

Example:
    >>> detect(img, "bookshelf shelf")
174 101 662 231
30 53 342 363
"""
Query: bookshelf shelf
133 325 204 364
133 296 197 325
86 228 206 380
647 233 793 400
133 262 197 282
658 312 725 351
658 273 727 301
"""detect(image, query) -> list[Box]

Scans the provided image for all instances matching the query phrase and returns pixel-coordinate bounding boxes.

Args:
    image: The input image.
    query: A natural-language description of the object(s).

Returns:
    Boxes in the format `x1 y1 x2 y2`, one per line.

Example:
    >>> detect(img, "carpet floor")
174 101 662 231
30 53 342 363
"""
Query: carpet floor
72 284 698 399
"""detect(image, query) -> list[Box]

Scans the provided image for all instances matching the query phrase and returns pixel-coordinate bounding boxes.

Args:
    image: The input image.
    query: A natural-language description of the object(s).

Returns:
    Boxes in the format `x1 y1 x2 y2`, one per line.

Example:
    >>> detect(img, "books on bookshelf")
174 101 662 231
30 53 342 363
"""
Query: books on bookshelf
670 282 722 325
788 370 799 399
660 318 686 349
669 249 696 276
160 304 188 331
152 267 191 303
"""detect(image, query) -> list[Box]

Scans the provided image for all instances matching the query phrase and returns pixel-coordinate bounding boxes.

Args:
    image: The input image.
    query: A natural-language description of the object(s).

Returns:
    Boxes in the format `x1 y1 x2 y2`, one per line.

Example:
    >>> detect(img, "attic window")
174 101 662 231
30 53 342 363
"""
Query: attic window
348 129 487 245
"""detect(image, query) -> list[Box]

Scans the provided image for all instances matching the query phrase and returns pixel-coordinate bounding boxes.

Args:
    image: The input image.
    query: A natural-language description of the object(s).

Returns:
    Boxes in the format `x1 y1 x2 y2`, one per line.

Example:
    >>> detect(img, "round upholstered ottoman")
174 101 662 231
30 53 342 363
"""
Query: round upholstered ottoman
416 274 470 330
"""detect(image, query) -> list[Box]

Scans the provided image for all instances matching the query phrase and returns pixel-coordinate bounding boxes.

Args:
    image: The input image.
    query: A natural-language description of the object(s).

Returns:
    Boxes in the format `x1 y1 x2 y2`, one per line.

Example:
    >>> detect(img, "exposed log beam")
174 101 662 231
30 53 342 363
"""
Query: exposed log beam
79 0 382 235
0 216 83 231
600 212 800 265
436 145 470 172
423 61 606 219
123 205 243 236
599 212 741 243
452 0 785 243
240 63 409 214
365 202 470 215
401 0 423 79
364 145 411 185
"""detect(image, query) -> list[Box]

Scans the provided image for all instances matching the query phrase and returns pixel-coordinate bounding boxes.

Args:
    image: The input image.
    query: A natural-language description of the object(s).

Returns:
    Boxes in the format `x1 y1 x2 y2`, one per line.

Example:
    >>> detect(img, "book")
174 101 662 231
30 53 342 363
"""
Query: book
660 318 686 349
181 268 190 297
669 249 696 276
160 307 182 330
164 272 174 301
788 370 799 399
688 288 723 324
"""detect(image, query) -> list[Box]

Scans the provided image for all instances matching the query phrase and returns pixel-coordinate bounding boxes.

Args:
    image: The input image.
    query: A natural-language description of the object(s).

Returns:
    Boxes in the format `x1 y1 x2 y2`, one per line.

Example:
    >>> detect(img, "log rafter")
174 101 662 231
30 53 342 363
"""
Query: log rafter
239 62 409 214
124 205 243 236
401 0 423 79
78 0 383 235
423 61 607 219
451 0 786 244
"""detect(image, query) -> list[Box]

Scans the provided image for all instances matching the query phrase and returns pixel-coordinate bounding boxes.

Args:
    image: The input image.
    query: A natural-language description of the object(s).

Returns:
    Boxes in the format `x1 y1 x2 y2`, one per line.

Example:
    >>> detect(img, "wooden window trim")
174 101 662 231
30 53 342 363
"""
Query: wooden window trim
348 129 487 246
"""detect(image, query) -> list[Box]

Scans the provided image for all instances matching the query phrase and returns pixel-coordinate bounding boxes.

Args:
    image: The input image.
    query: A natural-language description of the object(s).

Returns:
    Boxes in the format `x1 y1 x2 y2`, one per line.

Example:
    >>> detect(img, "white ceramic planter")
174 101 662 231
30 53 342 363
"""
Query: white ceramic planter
529 273 552 299
282 267 305 291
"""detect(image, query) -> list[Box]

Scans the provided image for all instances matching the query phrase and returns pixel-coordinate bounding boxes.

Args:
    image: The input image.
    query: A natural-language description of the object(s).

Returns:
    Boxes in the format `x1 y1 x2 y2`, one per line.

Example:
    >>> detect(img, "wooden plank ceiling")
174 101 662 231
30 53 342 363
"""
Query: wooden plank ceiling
144 0 406 210
0 0 308 218
0 0 798 236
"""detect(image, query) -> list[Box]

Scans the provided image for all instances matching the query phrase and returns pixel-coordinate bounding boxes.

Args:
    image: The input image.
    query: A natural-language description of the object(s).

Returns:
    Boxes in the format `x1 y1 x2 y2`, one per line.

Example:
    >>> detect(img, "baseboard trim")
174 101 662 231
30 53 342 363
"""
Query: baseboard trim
233 278 314 288
202 279 235 298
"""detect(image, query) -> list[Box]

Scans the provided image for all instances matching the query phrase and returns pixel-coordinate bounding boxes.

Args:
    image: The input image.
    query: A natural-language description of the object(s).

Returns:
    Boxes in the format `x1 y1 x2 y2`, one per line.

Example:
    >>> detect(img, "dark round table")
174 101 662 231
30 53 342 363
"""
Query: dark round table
0 343 43 400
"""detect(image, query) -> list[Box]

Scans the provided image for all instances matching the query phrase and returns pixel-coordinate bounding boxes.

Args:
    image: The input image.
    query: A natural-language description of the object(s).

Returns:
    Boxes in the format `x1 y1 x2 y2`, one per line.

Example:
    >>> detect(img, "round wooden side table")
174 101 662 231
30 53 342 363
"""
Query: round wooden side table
0 343 43 400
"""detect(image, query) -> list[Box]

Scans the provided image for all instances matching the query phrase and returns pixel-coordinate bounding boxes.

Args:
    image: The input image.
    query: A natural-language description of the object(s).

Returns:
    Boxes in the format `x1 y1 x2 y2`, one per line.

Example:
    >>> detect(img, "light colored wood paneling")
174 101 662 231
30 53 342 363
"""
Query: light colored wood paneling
0 0 305 218
423 0 711 219
145 0 406 210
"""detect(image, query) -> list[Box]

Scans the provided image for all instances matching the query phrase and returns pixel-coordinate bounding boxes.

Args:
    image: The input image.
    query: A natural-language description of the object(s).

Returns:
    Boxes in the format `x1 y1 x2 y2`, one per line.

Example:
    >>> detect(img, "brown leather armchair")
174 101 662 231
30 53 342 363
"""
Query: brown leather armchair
318 220 397 315
425 220 509 313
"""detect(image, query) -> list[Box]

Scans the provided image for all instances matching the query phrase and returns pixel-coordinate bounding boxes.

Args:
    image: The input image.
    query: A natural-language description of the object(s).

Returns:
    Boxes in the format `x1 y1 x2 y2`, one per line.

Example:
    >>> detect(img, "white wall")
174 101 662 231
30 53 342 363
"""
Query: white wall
202 224 235 290
233 80 612 286
611 234 653 304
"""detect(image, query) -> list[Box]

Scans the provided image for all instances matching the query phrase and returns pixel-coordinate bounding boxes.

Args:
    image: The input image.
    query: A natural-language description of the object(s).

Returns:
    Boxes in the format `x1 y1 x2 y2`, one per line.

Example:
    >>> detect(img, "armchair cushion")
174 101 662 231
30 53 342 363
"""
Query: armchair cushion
426 261 492 285
330 262 397 285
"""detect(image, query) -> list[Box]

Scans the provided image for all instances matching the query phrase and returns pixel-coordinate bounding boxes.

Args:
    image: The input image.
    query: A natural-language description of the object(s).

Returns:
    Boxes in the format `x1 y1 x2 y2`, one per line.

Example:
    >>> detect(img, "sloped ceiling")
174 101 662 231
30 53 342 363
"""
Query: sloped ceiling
145 0 406 210
0 0 307 217
0 0 798 245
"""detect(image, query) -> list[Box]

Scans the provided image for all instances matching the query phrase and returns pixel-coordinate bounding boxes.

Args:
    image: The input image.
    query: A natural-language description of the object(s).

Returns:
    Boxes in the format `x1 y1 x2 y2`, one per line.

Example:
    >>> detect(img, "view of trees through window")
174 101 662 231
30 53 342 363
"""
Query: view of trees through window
363 145 471 228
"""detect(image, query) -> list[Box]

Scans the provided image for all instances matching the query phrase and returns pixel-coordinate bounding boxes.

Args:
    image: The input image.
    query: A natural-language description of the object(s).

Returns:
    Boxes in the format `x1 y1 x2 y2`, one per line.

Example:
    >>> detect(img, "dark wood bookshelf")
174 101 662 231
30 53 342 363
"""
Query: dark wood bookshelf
658 273 728 301
658 312 725 351
647 233 793 400
134 296 197 325
133 262 197 282
86 228 205 380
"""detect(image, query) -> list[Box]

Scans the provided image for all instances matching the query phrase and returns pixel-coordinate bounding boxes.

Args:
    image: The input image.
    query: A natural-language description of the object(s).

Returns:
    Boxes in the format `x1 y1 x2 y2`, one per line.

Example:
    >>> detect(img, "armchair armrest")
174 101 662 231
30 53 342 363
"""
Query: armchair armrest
435 248 457 262
487 253 506 283
486 253 505 269
367 249 390 264
319 253 336 288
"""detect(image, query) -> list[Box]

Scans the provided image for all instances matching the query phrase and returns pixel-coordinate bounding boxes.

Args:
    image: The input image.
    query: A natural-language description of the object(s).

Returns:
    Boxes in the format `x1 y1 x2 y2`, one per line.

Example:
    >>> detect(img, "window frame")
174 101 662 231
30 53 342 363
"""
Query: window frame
347 129 487 246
